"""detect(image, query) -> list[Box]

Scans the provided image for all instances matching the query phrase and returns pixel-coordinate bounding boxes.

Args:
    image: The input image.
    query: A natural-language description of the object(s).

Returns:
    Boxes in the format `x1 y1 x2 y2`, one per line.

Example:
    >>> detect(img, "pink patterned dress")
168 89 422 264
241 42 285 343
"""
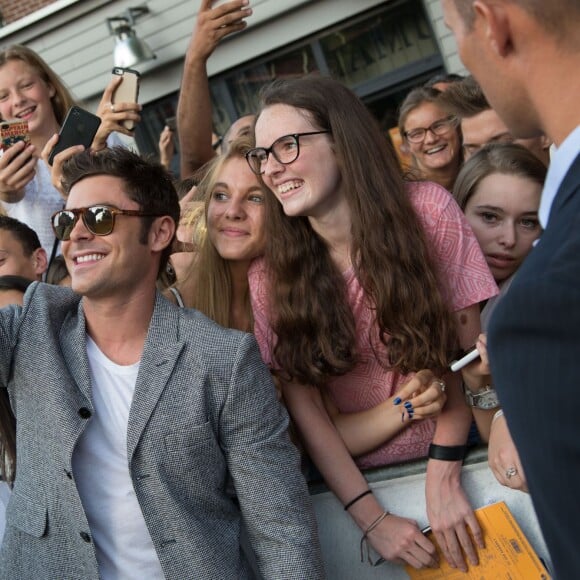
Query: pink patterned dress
249 181 497 468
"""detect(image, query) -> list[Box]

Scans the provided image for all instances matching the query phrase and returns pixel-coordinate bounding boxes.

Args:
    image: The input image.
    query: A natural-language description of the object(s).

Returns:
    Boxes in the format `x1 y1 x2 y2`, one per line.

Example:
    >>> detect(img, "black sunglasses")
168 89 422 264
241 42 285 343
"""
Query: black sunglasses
51 205 163 241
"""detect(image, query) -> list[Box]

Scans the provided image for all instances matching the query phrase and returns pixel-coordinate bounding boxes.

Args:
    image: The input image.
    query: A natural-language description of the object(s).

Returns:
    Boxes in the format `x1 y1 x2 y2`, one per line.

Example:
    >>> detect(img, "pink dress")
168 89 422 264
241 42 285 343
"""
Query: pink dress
249 181 498 469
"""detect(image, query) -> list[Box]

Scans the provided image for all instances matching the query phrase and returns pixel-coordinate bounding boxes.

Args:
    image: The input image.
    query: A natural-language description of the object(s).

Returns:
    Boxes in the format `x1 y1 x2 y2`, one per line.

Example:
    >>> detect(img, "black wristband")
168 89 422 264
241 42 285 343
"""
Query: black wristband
344 489 372 511
428 443 467 461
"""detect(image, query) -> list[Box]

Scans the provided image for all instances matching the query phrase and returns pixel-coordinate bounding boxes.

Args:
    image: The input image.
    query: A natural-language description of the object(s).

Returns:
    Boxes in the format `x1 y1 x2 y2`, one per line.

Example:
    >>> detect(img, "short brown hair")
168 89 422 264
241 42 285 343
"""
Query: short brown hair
61 147 180 276
438 76 489 118
0 215 41 256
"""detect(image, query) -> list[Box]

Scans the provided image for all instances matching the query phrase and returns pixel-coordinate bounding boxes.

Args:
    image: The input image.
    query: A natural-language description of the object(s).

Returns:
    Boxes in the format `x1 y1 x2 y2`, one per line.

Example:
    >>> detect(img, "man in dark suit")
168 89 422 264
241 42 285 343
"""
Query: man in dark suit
442 0 580 577
0 147 324 579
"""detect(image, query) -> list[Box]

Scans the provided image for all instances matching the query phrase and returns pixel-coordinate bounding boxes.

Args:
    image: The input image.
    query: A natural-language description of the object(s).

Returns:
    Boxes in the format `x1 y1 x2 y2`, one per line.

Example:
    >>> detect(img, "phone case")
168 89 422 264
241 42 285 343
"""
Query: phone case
165 116 177 132
0 119 30 151
47 106 102 166
111 67 141 131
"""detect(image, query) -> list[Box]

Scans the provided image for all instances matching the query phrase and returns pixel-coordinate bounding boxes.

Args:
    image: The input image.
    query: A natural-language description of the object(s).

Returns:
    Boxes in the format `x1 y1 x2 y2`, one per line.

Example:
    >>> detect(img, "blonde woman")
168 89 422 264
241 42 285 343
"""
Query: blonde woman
170 135 266 331
0 45 139 254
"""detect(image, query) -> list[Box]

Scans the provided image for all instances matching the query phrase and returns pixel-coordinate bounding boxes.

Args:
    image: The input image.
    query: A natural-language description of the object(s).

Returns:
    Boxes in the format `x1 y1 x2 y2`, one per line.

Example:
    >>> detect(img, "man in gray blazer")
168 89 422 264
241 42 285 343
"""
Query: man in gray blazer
0 147 324 579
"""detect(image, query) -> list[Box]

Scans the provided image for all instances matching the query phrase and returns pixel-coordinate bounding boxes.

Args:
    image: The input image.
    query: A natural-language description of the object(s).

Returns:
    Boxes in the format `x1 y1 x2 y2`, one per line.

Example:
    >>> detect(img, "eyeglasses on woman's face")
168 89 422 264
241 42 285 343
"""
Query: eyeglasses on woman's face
245 131 330 175
51 205 163 241
404 116 459 144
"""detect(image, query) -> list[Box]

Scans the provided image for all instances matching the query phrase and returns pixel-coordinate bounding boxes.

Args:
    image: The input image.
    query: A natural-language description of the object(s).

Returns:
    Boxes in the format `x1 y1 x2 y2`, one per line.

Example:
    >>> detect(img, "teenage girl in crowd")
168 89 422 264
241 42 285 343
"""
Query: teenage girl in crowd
169 135 265 332
246 76 497 571
398 86 462 192
453 143 546 491
0 45 140 255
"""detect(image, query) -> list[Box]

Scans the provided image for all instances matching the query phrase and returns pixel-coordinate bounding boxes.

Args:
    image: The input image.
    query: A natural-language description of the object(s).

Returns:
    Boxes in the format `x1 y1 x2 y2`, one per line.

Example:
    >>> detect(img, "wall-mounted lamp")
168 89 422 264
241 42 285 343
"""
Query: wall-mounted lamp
107 6 156 68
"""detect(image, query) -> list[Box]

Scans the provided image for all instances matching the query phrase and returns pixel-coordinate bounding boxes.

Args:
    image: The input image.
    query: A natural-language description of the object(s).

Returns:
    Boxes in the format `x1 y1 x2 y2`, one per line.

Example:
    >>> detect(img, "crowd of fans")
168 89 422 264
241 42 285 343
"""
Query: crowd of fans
0 0 578 578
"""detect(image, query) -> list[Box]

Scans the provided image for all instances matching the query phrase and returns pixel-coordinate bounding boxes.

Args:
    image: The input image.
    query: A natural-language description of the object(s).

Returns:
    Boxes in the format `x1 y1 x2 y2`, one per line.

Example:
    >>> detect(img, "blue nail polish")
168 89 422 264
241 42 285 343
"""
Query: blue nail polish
404 401 413 409
393 397 402 405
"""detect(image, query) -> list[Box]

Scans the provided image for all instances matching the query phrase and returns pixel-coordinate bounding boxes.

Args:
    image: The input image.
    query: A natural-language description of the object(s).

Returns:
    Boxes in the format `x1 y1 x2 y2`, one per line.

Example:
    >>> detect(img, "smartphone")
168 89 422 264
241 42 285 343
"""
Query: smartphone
111 67 141 131
0 119 30 151
165 116 177 132
450 346 481 372
48 106 101 166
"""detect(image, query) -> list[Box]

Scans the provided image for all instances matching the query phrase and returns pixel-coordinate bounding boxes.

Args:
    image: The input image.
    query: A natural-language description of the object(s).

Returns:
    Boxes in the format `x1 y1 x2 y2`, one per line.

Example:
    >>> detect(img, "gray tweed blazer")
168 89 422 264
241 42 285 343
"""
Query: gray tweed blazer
0 282 324 579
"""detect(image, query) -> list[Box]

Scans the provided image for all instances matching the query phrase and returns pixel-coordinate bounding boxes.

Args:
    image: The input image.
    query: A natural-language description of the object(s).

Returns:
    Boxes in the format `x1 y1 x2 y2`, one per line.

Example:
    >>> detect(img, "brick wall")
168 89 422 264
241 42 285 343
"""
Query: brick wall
0 0 56 25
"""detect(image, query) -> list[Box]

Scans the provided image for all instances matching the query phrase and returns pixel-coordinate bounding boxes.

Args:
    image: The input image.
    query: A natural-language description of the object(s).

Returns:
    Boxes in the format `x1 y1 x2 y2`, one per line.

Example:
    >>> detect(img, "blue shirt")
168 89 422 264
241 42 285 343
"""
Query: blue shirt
539 124 580 227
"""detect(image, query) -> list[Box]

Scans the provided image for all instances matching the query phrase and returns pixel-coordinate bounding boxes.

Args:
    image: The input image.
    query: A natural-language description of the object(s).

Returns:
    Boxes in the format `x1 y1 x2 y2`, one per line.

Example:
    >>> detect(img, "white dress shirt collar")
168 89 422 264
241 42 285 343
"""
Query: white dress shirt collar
539 125 580 228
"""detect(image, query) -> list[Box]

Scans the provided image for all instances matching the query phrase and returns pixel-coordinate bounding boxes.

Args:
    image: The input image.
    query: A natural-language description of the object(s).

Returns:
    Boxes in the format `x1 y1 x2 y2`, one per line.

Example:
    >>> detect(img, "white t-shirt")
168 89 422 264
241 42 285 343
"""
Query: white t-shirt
2 158 63 256
72 336 164 580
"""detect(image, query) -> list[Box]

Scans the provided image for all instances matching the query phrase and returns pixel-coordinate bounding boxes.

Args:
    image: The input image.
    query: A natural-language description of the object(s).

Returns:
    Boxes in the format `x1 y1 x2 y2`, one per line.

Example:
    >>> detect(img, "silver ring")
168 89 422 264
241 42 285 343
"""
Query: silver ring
109 103 115 113
505 466 518 479
434 380 446 393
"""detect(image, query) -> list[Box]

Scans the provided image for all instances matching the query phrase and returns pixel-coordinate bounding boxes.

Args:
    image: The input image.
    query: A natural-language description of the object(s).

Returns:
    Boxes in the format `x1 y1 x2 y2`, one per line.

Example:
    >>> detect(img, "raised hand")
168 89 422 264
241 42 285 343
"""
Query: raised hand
40 133 84 198
192 0 253 61
0 140 37 202
93 75 142 149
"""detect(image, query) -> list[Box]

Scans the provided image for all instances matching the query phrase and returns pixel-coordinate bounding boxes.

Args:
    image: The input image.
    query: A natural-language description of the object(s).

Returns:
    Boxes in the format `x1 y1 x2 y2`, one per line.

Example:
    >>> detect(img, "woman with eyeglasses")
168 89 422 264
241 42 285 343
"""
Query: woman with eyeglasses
245 76 497 571
398 86 463 192
0 45 140 256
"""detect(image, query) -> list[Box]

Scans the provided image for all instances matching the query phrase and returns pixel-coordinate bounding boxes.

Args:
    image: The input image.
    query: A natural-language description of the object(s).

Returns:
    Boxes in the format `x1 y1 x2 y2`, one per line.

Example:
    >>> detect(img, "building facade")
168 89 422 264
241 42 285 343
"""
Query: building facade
0 0 465 169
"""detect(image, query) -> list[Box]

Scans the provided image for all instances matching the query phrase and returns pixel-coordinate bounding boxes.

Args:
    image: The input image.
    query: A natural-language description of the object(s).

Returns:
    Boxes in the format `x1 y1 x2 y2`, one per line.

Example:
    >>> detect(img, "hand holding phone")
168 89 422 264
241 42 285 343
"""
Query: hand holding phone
111 67 141 131
48 106 101 166
0 120 30 152
165 116 177 132
0 120 36 200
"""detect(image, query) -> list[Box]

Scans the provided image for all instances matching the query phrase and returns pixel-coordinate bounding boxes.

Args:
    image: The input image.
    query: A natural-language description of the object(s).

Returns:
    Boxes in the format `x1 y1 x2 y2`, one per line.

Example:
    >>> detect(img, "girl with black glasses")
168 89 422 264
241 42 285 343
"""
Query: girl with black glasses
246 76 497 572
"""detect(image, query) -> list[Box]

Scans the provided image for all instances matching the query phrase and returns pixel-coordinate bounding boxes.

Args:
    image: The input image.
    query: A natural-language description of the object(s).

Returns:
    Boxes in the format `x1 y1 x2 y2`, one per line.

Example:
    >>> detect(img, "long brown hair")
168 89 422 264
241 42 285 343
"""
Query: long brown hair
0 45 76 125
257 76 457 387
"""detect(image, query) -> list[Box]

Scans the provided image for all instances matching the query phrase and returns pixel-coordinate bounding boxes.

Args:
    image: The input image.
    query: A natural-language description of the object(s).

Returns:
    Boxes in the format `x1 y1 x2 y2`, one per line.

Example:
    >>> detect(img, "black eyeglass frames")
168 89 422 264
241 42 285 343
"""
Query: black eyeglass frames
51 205 164 241
245 131 330 175
403 116 458 143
